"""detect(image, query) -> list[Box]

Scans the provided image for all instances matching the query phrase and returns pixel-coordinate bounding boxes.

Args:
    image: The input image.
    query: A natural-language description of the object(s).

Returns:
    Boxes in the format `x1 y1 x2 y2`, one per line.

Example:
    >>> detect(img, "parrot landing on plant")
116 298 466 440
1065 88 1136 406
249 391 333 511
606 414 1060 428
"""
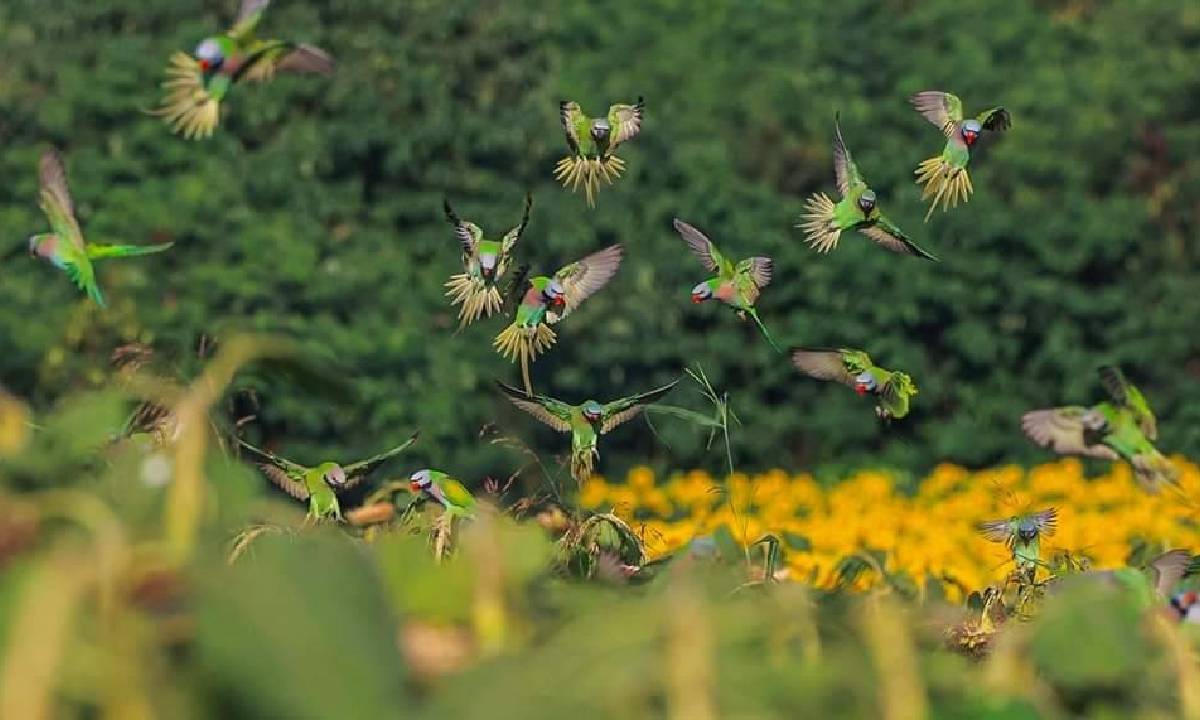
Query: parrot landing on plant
798 115 937 260
236 432 418 521
672 218 781 353
494 245 624 394
1021 366 1177 492
408 469 477 517
443 194 532 329
153 0 335 139
789 348 917 421
977 508 1058 584
496 378 678 484
909 91 1010 221
555 98 643 207
28 149 174 308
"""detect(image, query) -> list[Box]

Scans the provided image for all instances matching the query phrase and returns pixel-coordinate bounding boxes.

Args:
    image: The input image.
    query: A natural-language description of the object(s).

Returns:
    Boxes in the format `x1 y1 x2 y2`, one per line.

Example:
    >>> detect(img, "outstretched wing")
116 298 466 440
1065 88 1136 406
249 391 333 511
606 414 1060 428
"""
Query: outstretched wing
789 348 863 387
550 244 624 322
229 0 270 40
1149 549 1193 598
909 91 964 137
1027 508 1058 537
976 106 1011 133
1098 366 1157 440
443 199 481 256
501 193 533 254
341 431 420 487
975 517 1015 543
259 462 309 501
672 218 732 277
1020 407 1119 459
600 379 680 434
235 436 309 474
38 149 84 251
495 380 573 433
238 43 335 83
736 256 772 291
861 215 939 260
607 97 644 148
833 114 864 194
560 101 587 154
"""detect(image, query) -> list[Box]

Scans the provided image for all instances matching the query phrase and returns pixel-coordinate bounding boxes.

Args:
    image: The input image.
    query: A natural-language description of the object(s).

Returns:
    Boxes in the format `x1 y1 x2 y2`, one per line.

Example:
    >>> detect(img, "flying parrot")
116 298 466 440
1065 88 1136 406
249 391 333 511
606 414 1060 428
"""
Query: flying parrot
1022 366 1176 492
909 91 1011 221
28 149 174 308
798 115 938 260
153 0 335 139
494 244 624 393
555 98 644 207
976 507 1057 583
789 348 918 421
408 468 477 517
495 378 679 484
236 431 419 521
443 194 532 329
1057 550 1193 613
672 218 781 353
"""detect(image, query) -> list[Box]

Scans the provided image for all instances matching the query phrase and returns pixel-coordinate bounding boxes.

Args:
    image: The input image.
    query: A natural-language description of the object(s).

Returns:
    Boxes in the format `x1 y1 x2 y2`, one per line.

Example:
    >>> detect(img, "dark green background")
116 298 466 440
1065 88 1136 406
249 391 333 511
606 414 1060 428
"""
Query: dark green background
1 0 1198 485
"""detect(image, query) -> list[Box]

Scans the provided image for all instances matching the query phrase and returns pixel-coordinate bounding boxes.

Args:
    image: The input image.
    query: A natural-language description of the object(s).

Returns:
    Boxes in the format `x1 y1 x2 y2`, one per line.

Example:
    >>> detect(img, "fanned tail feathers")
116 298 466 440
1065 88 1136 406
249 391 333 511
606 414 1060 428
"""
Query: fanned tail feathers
151 52 220 139
915 157 973 222
445 274 503 329
554 155 626 208
1131 452 1179 493
493 322 557 365
798 193 842 253
570 448 597 486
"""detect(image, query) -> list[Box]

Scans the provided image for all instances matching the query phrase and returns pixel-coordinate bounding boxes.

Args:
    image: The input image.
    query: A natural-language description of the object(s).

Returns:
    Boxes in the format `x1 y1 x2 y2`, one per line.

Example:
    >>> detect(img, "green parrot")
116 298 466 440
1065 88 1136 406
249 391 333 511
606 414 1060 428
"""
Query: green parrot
443 194 532 329
789 348 918 421
236 432 419 521
154 0 334 139
496 378 679 483
976 507 1058 582
798 115 938 260
1021 366 1176 492
494 244 624 393
27 149 174 308
555 98 644 207
909 91 1011 221
672 218 781 353
408 468 477 517
1058 550 1193 611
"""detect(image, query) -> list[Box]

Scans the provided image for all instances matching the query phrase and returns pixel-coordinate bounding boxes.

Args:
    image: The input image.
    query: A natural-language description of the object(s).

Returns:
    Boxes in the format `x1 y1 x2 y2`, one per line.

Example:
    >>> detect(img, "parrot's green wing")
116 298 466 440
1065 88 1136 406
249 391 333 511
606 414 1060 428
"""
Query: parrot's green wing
790 348 870 387
599 379 680 435
441 477 477 510
60 259 105 307
860 214 939 261
881 371 917 407
832 115 864 194
86 242 175 260
237 42 335 83
672 218 734 278
495 380 573 433
500 193 533 254
228 0 270 41
235 436 309 474
975 106 1012 133
975 517 1016 543
560 101 589 155
549 244 623 322
607 97 644 148
38 149 84 252
341 431 420 488
443 199 482 256
1098 366 1157 440
734 256 773 304
909 91 964 137
1021 407 1120 459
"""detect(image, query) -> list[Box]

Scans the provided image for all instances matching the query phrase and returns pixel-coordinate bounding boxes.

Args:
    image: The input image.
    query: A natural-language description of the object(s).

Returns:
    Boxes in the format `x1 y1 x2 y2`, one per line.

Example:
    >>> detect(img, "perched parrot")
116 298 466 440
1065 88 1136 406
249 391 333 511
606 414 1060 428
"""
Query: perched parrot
789 348 918 421
555 98 644 207
798 115 937 260
1022 366 1176 492
494 244 624 392
976 508 1058 582
236 432 419 521
443 194 532 329
154 0 334 139
909 91 1011 221
496 378 678 483
28 149 173 308
672 218 780 353
408 468 477 517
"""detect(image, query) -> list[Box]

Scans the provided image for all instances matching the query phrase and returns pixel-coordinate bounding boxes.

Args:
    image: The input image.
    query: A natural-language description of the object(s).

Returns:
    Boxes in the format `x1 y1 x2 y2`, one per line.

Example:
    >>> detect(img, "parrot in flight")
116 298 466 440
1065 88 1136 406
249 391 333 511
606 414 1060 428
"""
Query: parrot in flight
789 348 917 421
408 469 477 517
909 91 1011 221
1056 550 1194 614
673 218 781 353
153 0 335 139
976 508 1058 583
1021 366 1176 492
494 245 624 393
798 115 937 260
443 194 532 329
236 431 419 521
495 378 678 484
555 98 644 207
27 149 173 308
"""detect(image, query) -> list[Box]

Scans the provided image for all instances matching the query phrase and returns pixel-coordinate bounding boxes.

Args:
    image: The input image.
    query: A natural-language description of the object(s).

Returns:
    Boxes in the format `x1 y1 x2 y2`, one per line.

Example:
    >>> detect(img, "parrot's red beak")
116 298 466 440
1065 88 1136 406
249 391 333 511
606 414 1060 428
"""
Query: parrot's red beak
410 481 421 492
552 295 566 308
198 59 211 72
691 293 704 304
854 383 869 395
963 130 978 146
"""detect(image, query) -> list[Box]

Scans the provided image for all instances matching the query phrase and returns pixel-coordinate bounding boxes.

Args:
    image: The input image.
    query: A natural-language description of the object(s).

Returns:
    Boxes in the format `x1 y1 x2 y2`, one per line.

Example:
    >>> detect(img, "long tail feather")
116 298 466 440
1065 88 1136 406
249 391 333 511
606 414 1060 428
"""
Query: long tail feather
797 193 842 253
444 274 503 329
915 157 973 222
87 242 175 260
746 308 782 354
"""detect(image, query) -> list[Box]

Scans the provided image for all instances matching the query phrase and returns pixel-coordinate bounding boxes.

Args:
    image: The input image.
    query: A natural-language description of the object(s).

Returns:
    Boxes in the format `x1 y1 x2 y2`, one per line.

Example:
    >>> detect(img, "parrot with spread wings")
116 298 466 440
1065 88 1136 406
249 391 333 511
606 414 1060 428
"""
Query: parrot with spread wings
153 0 334 139
798 115 937 260
977 508 1057 583
443 194 532 329
1022 366 1176 492
496 379 678 483
555 98 644 207
790 348 917 421
27 149 173 308
494 245 624 393
909 91 1011 221
672 218 780 353
236 432 418 521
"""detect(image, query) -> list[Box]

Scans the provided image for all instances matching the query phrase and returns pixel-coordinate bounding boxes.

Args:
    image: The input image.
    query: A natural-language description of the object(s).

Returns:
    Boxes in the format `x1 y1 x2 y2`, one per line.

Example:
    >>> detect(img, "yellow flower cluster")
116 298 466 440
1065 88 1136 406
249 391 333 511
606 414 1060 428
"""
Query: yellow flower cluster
581 458 1200 598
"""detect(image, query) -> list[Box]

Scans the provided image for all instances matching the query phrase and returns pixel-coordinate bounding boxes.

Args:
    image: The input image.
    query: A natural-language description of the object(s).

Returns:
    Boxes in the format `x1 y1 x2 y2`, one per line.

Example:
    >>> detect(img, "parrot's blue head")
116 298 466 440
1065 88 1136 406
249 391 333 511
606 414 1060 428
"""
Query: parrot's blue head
961 119 982 146
854 371 876 396
582 401 603 422
857 189 877 214
1016 519 1039 541
409 468 433 493
590 119 611 143
194 38 224 74
690 281 713 304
